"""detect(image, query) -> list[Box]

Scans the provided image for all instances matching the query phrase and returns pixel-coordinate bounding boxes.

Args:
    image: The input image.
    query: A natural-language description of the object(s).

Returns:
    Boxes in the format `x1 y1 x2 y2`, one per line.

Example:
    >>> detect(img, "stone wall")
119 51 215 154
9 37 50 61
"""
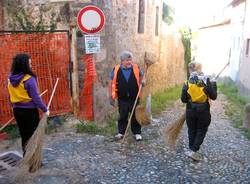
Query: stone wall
2 0 185 123
0 1 3 30
146 32 185 94
90 0 185 122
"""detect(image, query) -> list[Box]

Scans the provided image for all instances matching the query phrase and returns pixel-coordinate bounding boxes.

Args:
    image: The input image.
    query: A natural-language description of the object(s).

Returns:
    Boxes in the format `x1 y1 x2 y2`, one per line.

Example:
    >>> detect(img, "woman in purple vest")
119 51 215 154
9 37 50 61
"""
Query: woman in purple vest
7 53 49 156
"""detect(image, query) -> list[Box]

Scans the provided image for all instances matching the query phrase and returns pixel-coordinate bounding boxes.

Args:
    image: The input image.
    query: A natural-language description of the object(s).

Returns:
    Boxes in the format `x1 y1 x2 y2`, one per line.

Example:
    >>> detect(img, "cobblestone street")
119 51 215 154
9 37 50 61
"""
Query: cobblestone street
1 94 250 184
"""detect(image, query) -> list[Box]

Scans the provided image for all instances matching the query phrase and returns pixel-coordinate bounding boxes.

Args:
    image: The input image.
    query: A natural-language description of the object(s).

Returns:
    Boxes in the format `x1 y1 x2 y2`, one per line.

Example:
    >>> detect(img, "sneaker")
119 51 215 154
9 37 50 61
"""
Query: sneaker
114 133 124 141
185 150 202 161
134 134 142 141
191 152 202 161
185 150 194 157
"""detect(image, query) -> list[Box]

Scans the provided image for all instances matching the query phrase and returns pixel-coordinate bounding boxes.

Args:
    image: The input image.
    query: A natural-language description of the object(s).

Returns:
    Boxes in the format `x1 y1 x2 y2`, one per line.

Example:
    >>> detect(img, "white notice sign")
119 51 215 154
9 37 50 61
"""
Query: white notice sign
84 35 101 54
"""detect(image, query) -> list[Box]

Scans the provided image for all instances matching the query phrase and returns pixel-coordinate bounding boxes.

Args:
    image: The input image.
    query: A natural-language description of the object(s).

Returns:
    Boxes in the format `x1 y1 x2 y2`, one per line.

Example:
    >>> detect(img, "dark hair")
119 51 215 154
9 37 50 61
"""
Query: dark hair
11 53 36 78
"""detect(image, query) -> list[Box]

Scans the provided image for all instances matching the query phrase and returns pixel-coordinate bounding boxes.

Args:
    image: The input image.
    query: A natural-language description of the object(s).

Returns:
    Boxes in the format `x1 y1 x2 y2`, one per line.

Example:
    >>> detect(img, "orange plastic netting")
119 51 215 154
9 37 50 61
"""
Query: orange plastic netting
78 54 97 121
0 32 72 124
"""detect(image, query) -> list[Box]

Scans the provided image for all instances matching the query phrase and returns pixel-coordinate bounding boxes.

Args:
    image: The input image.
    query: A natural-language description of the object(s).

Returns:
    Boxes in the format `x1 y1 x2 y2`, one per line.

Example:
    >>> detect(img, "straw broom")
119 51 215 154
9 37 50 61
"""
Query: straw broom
164 112 186 148
18 78 59 173
135 52 155 126
135 94 151 126
135 104 151 126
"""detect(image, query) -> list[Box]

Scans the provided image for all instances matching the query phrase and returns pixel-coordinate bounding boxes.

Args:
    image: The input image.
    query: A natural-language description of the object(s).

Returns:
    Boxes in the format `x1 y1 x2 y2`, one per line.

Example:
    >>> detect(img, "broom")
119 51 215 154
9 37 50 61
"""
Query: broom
135 52 155 126
18 78 59 172
164 112 186 148
135 94 151 126
121 77 143 144
0 89 48 133
164 62 230 148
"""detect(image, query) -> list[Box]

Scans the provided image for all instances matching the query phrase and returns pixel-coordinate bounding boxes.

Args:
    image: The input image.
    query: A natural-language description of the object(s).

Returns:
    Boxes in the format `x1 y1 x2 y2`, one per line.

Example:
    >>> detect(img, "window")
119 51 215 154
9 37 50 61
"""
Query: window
155 6 159 36
246 39 250 56
138 0 145 34
162 2 173 25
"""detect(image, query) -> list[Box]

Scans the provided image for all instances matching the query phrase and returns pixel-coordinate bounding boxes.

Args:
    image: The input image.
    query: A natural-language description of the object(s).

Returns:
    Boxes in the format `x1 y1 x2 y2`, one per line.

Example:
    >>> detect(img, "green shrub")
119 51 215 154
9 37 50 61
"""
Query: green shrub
218 82 250 139
2 124 20 139
76 113 118 135
151 86 182 115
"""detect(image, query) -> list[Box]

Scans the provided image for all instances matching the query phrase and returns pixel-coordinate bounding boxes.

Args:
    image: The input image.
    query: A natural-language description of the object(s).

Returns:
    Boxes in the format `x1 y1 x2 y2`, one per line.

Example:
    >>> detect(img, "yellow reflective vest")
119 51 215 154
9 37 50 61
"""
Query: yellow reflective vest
187 82 208 103
8 74 32 103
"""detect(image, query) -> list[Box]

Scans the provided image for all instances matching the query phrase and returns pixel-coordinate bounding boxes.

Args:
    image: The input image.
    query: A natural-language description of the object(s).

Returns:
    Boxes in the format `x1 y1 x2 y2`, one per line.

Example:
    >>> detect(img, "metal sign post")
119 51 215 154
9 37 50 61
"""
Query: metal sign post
77 5 105 121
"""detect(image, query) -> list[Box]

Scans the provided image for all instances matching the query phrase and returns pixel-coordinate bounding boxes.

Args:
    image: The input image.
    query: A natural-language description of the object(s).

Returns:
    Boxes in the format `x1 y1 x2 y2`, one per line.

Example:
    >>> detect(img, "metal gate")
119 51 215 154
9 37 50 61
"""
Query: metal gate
0 31 72 124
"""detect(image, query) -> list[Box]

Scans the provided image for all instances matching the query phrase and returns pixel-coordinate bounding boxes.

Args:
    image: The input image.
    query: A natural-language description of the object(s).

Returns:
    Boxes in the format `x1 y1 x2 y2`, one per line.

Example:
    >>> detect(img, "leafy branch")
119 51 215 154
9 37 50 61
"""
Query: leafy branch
6 1 57 31
180 27 192 77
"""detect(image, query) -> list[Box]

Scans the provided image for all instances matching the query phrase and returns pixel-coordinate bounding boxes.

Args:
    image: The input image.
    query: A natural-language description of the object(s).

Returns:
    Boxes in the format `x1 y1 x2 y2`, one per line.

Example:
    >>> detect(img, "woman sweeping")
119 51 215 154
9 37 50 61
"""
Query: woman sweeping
7 53 49 156
181 62 217 161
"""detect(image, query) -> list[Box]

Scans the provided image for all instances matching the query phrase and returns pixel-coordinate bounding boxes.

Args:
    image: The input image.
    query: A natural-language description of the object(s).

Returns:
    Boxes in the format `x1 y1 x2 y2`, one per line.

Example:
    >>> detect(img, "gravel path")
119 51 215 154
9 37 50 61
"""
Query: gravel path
1 94 249 184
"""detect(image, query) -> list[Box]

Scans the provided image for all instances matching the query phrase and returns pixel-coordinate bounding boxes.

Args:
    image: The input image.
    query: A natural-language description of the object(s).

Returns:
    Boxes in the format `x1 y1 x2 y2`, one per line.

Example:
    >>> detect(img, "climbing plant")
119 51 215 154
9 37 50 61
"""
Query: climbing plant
5 0 58 31
180 27 192 78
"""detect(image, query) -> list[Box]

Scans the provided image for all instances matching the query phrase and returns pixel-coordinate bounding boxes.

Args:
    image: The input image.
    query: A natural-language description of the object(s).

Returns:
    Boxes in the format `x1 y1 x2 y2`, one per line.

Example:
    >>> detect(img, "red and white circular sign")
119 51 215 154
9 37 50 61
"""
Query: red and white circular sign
77 5 105 34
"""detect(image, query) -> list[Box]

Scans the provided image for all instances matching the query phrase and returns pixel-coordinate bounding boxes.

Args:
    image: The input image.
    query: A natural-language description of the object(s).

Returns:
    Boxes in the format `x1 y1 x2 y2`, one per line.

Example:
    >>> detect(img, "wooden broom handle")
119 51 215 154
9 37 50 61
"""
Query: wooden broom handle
214 62 229 80
121 84 143 144
121 65 148 144
0 89 48 132
47 78 59 109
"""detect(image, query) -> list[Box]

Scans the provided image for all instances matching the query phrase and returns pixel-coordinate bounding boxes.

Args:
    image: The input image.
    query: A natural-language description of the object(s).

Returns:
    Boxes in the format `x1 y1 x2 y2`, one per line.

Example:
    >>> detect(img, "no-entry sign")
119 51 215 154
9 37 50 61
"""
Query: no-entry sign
77 5 105 34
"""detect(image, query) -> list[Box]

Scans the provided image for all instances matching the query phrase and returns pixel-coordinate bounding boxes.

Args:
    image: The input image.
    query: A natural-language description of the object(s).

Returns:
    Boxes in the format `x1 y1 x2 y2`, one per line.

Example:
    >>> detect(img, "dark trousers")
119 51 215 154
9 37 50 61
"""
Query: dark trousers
118 99 141 135
186 107 211 152
13 108 40 154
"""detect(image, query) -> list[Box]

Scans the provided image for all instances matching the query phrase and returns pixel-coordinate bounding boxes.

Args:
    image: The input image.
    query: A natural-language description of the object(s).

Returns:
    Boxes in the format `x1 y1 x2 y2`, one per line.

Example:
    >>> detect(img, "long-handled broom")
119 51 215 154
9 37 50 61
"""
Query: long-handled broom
164 62 230 148
135 52 155 126
18 78 59 172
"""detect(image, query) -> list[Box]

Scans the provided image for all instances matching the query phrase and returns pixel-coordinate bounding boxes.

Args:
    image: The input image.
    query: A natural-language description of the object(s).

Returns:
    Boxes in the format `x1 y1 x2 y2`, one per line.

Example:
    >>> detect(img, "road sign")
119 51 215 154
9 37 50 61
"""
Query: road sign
77 5 105 34
84 35 101 54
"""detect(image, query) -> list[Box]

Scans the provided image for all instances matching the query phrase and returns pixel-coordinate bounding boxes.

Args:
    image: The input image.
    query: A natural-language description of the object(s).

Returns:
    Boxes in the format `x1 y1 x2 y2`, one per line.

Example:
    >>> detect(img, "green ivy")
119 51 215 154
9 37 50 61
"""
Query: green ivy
7 3 57 31
180 28 192 78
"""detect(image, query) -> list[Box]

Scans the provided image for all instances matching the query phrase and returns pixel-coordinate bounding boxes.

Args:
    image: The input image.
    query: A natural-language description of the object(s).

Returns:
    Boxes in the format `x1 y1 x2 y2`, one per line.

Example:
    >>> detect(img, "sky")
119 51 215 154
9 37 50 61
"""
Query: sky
165 0 232 29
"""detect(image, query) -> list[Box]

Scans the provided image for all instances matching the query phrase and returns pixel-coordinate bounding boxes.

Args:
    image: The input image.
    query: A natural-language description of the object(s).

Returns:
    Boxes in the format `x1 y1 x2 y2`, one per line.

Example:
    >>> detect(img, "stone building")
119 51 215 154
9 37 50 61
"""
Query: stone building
235 0 250 98
0 1 4 30
1 0 185 122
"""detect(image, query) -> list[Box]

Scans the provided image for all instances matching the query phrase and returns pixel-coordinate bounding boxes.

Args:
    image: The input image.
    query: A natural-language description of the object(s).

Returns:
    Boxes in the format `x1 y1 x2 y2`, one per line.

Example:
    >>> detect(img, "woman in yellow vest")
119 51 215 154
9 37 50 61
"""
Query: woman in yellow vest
7 54 49 155
181 62 217 161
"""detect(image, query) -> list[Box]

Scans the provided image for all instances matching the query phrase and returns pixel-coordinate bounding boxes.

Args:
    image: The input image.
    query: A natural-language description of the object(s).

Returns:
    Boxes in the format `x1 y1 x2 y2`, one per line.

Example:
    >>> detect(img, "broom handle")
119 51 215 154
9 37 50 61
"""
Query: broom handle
214 62 229 80
47 78 59 109
0 89 48 132
121 65 148 144
121 84 143 144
